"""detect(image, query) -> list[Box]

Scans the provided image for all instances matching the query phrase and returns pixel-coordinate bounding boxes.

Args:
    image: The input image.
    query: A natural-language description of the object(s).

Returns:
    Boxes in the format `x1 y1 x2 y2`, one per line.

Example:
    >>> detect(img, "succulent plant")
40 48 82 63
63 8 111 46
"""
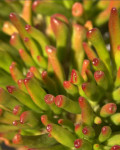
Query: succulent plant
0 0 120 150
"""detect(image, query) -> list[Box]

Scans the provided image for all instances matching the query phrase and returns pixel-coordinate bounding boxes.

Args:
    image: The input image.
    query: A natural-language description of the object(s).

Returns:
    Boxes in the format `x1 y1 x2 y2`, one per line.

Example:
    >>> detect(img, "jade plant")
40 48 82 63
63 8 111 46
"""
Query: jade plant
0 0 120 150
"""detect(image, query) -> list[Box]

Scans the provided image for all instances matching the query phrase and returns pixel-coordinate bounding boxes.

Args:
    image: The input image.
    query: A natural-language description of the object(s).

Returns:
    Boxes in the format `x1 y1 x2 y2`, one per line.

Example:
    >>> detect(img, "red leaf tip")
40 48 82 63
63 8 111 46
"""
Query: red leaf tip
32 0 40 11
107 103 117 114
13 105 21 115
55 95 63 107
111 145 120 150
44 94 55 105
94 71 104 81
74 139 83 149
79 96 85 103
26 72 34 78
41 115 48 125
46 124 52 132
24 37 29 42
79 96 86 108
10 32 17 45
6 86 16 94
82 83 87 91
48 133 52 137
20 111 29 124
13 120 18 126
46 45 56 54
87 28 97 38
63 81 71 88
12 134 22 144
58 119 63 124
24 78 31 84
101 126 108 135
37 55 41 61
51 14 68 35
111 7 117 14
92 58 99 66
51 14 68 24
17 79 24 85
19 49 24 54
75 124 80 131
30 66 36 72
9 13 16 20
25 24 31 32
70 69 78 84
82 127 89 135
41 71 47 80
9 62 16 70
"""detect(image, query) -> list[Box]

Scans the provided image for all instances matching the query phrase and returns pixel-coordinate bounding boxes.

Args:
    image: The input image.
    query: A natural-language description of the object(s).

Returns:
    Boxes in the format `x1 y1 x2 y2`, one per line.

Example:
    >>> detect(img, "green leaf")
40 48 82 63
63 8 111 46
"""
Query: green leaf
33 2 70 18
